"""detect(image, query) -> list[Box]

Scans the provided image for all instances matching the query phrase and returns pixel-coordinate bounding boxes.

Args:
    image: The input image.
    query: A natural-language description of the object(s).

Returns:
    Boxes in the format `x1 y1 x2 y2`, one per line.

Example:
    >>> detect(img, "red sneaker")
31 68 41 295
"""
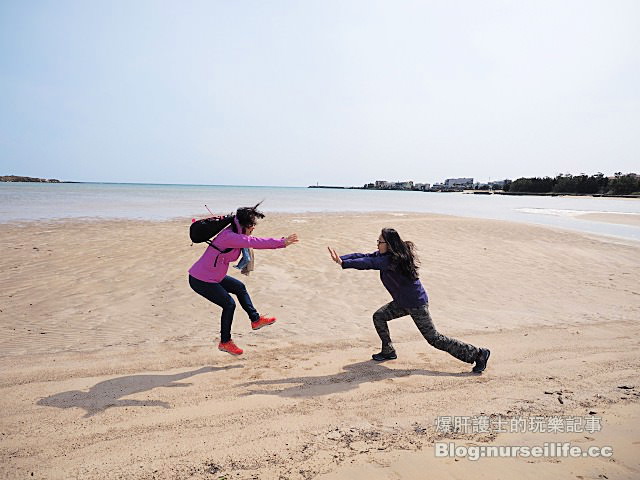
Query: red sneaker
218 340 243 355
251 315 276 330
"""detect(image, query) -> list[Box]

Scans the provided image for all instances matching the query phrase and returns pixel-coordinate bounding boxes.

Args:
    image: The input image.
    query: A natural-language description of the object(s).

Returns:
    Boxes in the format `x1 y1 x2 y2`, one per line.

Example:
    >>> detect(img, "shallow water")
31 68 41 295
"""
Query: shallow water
1 182 639 241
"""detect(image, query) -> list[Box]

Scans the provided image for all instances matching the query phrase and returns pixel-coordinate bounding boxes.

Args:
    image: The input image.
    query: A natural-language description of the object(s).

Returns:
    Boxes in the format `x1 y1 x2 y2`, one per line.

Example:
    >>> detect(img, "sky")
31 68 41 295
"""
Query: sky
0 0 638 187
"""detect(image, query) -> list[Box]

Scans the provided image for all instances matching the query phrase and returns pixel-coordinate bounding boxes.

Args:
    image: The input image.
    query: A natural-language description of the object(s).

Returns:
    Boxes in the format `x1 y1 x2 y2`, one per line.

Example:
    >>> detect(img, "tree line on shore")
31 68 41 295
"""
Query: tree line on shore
0 175 61 183
503 173 639 195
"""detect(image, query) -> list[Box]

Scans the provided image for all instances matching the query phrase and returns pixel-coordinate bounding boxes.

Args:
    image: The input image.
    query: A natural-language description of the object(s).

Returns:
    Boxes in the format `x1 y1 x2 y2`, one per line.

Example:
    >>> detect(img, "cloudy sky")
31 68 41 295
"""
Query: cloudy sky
1 0 638 186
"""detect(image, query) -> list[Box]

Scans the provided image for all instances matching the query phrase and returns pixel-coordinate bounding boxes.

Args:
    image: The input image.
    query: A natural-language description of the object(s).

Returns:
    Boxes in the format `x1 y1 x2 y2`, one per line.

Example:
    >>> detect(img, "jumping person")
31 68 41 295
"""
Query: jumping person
189 203 298 355
328 228 490 373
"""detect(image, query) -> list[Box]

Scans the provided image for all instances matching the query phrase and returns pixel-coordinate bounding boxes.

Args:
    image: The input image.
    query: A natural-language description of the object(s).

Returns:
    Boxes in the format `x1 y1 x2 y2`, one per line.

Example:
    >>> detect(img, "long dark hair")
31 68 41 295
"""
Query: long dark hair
235 202 265 231
381 228 420 279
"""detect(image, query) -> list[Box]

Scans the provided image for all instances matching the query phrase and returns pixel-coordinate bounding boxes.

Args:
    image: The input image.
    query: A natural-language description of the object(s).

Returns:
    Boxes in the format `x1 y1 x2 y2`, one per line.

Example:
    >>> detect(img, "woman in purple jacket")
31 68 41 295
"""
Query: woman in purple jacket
328 228 490 373
189 203 298 355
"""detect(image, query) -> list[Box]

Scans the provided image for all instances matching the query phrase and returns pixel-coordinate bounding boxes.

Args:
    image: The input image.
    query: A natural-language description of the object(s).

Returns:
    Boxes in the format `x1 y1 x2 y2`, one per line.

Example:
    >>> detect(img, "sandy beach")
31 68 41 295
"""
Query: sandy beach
1 212 639 479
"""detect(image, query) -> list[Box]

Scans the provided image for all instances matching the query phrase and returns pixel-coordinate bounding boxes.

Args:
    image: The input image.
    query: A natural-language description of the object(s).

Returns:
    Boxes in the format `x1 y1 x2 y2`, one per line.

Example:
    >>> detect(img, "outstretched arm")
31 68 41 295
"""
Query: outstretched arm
328 248 388 270
216 232 298 250
340 252 389 271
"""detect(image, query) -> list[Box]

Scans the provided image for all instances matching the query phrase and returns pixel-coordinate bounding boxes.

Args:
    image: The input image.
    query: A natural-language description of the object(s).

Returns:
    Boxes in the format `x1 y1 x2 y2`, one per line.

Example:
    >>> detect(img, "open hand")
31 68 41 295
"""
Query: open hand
284 234 299 247
327 247 342 265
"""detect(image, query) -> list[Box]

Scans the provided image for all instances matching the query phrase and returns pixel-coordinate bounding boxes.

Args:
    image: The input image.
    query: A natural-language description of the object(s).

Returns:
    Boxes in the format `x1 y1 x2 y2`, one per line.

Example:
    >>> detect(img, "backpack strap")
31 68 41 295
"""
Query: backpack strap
207 241 234 254
206 217 239 254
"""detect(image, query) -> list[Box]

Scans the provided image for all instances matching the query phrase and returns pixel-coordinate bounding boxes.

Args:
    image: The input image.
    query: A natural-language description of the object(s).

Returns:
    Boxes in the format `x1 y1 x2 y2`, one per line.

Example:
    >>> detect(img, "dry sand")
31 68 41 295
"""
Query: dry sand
1 212 639 479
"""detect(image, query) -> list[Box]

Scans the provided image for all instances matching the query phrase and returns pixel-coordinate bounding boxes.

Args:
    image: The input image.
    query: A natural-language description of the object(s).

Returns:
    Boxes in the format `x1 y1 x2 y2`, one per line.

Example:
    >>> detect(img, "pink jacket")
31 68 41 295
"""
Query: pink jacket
188 217 286 283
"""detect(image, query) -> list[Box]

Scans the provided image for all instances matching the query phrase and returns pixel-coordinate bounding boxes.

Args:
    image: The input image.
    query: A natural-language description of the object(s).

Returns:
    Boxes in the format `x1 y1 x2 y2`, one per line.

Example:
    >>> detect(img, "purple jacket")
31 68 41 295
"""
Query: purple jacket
340 251 428 308
189 217 286 283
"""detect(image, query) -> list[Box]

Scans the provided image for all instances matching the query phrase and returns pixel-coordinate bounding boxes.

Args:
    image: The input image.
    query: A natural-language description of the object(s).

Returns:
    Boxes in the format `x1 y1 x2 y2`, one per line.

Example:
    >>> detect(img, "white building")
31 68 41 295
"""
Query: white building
393 181 414 190
445 178 474 188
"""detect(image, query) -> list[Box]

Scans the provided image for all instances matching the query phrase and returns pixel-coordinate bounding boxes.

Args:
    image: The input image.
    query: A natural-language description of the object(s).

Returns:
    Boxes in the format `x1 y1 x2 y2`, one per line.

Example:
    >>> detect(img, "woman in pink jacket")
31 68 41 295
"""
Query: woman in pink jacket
189 203 298 355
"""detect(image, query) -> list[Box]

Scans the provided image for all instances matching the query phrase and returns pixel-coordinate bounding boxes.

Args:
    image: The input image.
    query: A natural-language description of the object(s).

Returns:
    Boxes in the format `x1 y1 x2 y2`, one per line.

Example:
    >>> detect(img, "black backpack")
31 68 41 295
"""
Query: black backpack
190 214 238 252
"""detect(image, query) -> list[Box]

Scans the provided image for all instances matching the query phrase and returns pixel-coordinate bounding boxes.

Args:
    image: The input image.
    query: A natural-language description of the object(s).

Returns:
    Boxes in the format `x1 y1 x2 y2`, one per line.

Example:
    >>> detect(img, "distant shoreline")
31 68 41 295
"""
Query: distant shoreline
308 185 640 199
495 191 639 199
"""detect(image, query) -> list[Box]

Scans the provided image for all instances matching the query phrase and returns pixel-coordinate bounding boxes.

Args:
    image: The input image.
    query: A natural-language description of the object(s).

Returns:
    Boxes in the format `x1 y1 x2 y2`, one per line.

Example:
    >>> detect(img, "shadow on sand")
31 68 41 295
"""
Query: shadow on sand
239 360 476 397
37 365 242 417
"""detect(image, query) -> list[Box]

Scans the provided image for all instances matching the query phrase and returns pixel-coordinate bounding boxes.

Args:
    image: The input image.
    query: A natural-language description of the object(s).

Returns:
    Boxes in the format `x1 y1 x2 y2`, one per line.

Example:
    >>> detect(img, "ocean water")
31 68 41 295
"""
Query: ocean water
1 182 639 241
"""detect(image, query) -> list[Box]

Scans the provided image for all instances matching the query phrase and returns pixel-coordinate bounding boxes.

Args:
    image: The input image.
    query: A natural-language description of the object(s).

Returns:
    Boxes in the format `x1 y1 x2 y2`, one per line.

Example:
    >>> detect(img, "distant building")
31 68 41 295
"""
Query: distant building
372 180 415 190
472 179 510 190
445 178 474 189
414 183 431 191
393 181 414 190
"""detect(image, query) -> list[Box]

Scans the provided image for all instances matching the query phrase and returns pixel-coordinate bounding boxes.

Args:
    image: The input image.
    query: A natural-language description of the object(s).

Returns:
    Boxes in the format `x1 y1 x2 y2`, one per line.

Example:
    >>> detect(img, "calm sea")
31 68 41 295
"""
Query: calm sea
1 182 639 241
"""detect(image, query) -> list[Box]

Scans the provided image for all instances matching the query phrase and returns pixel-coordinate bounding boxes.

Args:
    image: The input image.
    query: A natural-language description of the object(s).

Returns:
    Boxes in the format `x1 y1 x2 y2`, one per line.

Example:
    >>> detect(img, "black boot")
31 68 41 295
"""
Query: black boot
372 344 397 361
372 351 397 361
472 348 491 373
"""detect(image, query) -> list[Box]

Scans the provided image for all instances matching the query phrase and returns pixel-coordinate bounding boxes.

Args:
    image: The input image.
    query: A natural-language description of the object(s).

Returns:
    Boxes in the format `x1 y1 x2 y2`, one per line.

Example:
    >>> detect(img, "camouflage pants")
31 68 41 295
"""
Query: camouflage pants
372 302 479 363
